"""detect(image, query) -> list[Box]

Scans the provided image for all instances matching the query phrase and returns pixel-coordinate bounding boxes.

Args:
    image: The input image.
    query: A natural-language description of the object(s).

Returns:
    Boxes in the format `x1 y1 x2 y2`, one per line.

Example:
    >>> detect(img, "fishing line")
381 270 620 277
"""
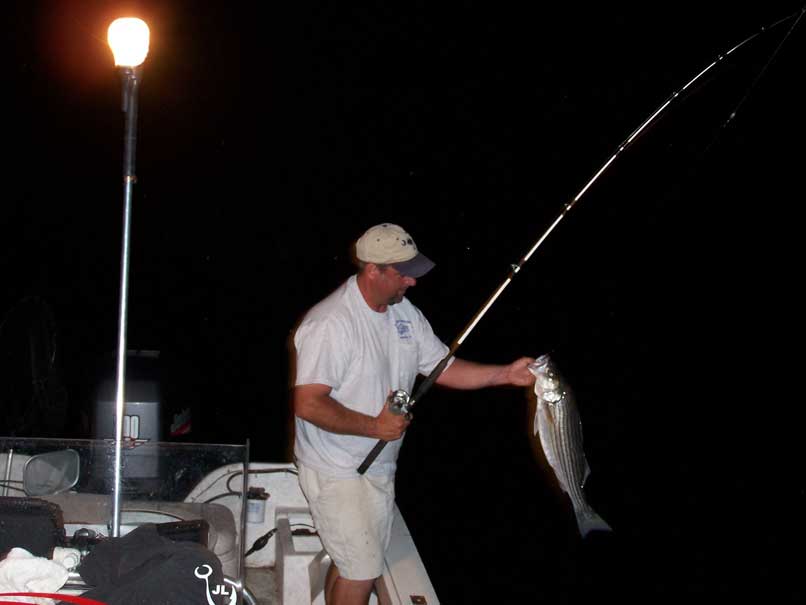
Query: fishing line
701 5 806 155
357 7 805 474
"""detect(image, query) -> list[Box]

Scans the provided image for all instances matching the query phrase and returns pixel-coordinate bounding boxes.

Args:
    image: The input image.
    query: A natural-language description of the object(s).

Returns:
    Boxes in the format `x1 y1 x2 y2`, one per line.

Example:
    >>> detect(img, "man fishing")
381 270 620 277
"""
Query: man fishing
292 222 535 605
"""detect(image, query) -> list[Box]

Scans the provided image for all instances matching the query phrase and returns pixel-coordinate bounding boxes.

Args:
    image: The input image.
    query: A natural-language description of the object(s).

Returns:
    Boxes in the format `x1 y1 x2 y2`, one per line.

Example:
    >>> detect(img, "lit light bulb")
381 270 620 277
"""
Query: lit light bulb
108 18 150 67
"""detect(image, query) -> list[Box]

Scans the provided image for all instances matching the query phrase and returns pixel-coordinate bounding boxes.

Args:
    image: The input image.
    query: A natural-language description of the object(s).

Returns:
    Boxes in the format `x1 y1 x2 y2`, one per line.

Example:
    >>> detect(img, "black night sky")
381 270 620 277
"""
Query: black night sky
3 2 804 602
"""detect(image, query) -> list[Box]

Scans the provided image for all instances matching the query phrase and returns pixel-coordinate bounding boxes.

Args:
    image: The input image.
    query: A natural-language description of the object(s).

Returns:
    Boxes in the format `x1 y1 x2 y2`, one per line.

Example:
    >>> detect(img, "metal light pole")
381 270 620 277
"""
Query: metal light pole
107 17 149 538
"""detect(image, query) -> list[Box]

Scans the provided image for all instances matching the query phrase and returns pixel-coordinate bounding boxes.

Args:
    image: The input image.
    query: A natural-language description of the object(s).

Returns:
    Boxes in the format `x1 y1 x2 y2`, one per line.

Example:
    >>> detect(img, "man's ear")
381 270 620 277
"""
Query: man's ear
365 263 381 279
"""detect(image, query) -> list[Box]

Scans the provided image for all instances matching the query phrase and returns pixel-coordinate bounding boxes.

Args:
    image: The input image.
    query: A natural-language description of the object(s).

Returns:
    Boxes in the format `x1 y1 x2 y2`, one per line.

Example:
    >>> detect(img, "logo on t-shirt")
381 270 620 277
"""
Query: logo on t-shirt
395 320 413 340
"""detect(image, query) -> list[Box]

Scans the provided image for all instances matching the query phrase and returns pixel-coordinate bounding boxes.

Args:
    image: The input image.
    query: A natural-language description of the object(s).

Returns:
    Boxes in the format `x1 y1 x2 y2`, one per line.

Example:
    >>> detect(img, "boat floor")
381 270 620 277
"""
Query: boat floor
245 566 279 604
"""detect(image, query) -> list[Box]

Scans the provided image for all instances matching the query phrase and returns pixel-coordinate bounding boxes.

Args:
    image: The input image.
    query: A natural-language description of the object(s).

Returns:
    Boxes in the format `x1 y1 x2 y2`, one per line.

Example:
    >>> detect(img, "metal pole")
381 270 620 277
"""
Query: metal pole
3 449 13 496
112 67 141 537
240 440 250 590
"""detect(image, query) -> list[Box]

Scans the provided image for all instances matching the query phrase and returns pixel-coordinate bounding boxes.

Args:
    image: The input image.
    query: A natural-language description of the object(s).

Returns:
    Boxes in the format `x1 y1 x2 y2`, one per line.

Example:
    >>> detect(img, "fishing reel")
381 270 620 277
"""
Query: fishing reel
387 389 412 417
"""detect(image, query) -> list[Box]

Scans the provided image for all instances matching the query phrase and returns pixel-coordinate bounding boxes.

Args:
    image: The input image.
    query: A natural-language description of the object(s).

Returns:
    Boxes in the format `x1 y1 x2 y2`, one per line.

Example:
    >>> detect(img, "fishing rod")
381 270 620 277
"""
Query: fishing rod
357 6 806 475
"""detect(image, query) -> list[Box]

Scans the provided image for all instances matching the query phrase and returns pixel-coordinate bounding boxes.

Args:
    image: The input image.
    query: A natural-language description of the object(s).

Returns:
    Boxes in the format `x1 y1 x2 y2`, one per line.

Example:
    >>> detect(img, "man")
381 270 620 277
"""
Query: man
293 223 535 605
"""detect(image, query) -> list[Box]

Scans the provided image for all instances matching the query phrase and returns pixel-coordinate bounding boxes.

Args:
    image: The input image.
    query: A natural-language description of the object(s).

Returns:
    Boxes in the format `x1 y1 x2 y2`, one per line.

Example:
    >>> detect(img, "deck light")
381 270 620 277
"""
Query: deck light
107 18 150 67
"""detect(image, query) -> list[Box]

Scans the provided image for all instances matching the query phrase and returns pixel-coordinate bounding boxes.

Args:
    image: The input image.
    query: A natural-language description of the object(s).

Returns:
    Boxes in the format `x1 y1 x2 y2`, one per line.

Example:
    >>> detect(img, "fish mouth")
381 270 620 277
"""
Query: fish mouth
529 354 552 373
535 353 551 366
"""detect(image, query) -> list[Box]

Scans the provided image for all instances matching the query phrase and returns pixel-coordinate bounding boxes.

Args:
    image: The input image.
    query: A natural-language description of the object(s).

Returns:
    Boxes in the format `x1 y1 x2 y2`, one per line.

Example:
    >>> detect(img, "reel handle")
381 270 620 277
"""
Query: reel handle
357 390 411 475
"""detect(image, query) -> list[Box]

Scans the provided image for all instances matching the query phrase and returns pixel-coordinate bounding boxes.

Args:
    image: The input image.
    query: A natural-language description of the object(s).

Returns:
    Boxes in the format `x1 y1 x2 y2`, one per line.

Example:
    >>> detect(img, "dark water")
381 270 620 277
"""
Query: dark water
5 1 804 602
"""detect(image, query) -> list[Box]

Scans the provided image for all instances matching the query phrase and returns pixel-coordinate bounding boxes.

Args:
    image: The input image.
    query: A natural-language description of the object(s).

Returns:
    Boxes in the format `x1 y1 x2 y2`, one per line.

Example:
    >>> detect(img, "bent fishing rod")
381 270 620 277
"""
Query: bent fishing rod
357 6 805 475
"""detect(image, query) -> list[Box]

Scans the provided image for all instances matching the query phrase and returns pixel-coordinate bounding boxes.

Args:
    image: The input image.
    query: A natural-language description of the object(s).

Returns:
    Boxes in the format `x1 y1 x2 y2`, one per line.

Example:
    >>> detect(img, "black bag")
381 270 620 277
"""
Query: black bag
0 496 66 558
78 523 230 605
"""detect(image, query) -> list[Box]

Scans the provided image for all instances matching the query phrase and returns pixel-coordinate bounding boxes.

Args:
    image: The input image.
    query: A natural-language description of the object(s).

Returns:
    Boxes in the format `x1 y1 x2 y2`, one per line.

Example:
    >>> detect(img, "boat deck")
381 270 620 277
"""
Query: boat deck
245 567 279 604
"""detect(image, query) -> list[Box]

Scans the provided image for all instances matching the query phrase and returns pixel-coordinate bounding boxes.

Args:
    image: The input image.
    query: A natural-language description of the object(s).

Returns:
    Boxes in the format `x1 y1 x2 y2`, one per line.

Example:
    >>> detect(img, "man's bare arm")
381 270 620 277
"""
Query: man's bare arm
293 383 409 441
434 357 536 390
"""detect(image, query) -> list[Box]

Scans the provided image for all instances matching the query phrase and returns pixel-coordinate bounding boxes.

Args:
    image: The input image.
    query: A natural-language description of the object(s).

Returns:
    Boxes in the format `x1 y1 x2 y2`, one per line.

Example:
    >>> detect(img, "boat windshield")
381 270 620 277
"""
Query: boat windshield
0 437 249 589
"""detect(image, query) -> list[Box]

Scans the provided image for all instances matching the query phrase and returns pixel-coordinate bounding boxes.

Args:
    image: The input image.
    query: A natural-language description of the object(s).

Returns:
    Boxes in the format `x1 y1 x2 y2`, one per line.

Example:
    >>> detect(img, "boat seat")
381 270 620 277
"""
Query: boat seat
274 507 383 605
41 492 239 577
274 507 328 605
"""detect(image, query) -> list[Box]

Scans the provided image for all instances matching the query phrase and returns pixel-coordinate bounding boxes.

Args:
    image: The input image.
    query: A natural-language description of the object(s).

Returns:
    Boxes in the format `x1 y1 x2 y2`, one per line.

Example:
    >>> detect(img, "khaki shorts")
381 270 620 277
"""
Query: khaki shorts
297 463 395 580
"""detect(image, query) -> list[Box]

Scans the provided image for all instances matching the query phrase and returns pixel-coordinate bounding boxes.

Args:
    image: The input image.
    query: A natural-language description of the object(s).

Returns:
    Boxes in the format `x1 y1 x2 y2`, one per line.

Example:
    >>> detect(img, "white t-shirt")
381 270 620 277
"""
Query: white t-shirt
293 275 450 478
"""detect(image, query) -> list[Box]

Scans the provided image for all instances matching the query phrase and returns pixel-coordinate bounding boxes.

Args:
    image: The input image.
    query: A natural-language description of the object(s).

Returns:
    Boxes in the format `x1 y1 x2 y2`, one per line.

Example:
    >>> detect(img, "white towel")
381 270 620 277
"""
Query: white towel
51 547 81 571
0 547 69 605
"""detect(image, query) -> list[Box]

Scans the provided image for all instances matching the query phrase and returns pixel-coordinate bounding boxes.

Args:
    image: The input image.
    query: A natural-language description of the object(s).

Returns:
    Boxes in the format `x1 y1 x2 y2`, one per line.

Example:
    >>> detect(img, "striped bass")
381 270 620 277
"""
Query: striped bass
529 354 612 537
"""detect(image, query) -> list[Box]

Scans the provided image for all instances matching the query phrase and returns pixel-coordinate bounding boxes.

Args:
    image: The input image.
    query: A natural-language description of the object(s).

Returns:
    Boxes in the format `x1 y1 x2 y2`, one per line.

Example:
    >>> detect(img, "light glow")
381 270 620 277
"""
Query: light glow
108 18 150 67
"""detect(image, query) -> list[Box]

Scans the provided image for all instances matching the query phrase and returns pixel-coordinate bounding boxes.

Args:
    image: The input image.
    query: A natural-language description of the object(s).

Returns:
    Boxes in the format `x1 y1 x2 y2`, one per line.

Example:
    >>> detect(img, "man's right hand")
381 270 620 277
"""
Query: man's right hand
373 401 411 441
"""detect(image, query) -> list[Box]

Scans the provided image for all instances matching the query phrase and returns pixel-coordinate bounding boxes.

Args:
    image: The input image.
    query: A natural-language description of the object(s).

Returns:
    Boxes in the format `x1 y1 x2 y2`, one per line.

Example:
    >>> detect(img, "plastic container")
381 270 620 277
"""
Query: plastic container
246 487 269 524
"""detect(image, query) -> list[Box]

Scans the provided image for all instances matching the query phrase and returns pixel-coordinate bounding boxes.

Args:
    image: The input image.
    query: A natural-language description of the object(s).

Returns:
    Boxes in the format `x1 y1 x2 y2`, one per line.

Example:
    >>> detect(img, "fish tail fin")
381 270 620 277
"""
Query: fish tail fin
576 508 613 538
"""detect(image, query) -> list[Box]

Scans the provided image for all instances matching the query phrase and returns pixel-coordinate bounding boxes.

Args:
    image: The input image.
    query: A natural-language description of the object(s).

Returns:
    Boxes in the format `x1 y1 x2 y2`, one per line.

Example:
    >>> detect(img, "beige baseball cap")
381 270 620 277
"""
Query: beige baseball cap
355 223 435 278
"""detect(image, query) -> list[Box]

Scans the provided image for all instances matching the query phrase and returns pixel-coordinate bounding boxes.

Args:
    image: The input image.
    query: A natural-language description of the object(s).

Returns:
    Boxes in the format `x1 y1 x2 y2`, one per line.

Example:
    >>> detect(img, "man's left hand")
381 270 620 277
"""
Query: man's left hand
501 357 537 387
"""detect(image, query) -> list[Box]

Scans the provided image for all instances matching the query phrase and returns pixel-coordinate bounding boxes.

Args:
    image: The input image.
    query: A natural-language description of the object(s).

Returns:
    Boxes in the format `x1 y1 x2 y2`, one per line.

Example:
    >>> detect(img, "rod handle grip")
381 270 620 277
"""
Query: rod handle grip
357 440 388 475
